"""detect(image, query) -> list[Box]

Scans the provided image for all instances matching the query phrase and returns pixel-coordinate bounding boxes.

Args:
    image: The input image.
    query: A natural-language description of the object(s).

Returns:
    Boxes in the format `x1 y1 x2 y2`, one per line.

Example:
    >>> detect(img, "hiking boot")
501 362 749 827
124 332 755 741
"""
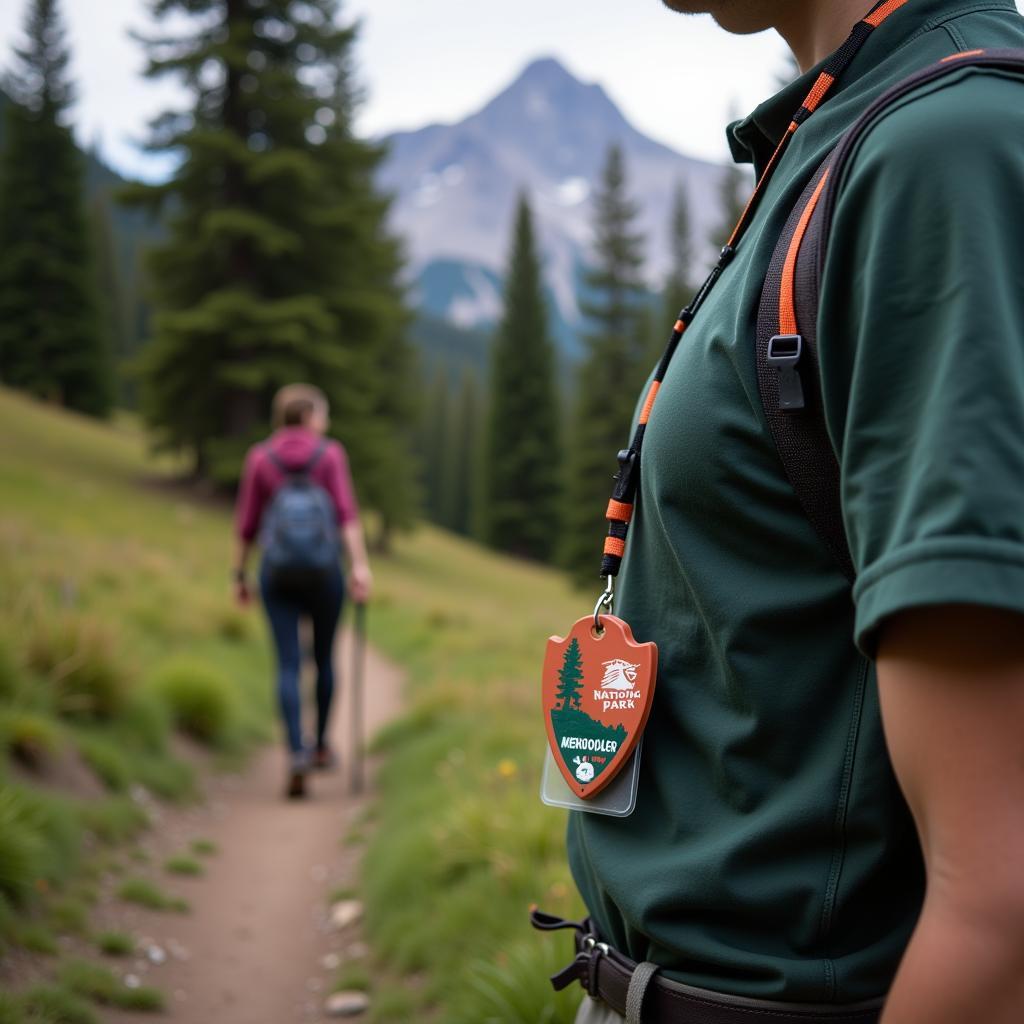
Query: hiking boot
313 745 338 771
286 751 311 799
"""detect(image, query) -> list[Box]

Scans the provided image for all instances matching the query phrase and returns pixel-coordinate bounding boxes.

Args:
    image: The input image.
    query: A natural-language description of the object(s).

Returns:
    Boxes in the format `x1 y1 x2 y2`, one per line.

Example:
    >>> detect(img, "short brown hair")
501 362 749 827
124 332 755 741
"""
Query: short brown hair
272 383 329 428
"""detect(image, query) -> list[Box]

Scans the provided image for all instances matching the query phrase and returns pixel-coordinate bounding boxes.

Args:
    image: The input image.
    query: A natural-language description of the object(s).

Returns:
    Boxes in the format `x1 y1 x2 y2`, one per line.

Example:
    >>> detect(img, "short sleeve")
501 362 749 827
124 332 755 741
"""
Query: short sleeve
817 69 1024 655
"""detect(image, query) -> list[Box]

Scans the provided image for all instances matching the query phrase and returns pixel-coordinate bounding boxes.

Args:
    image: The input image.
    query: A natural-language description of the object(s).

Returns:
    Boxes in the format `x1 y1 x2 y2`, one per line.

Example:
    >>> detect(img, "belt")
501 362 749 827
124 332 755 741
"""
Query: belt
530 909 884 1024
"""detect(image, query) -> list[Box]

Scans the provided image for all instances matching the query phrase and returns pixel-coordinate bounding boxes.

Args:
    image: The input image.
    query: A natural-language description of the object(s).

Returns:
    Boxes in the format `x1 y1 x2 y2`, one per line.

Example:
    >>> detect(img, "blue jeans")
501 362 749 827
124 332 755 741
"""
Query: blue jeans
260 561 345 755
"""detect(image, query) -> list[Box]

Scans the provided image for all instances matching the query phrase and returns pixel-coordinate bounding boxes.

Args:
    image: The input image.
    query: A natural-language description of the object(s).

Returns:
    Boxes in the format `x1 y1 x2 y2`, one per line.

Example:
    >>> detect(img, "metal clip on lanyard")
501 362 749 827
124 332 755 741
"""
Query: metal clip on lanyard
593 0 912 619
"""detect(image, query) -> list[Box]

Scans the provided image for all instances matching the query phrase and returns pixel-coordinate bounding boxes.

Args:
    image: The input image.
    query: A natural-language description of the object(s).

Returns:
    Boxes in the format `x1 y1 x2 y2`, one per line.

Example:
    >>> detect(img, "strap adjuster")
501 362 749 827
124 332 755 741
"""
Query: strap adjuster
766 334 806 411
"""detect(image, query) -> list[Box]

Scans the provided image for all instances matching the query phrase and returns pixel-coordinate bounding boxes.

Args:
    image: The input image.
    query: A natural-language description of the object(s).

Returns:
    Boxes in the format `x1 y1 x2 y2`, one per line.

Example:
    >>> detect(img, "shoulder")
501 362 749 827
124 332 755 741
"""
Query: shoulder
323 438 349 465
243 440 270 470
841 65 1024 191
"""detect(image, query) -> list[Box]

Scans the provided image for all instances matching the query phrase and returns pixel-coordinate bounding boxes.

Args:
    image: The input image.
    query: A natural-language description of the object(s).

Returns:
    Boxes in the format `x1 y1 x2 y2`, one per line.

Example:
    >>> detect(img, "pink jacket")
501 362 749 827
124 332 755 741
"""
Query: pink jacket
235 428 359 543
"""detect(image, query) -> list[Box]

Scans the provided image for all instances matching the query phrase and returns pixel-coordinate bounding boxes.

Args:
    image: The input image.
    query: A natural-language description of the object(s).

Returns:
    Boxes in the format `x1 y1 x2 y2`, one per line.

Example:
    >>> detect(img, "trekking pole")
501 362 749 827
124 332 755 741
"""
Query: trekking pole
349 600 367 795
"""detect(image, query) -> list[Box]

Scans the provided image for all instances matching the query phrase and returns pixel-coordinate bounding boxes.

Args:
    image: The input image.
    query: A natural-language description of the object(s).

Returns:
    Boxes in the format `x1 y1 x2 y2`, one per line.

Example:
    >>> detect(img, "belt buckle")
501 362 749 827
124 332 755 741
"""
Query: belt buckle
581 935 611 996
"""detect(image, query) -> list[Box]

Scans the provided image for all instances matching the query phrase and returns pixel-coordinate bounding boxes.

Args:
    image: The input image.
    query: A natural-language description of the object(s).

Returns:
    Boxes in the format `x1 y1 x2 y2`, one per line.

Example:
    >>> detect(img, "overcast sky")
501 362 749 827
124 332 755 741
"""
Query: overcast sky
1 1 1020 181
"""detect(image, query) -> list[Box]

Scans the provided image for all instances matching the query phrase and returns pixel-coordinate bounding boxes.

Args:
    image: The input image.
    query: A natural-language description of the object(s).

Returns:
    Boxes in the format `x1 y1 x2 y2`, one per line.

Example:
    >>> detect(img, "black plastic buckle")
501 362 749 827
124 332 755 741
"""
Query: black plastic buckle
612 448 638 502
766 334 806 411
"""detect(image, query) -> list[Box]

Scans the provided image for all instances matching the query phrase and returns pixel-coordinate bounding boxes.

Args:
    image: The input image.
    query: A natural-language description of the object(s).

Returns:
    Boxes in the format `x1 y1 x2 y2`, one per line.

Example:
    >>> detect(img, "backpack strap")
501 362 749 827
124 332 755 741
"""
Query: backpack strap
756 47 1024 585
265 439 327 477
756 157 853 582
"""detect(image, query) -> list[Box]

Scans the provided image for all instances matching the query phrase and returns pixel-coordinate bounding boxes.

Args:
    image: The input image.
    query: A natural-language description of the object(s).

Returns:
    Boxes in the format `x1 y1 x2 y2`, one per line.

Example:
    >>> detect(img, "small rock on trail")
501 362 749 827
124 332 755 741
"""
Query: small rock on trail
324 990 371 1018
329 899 363 931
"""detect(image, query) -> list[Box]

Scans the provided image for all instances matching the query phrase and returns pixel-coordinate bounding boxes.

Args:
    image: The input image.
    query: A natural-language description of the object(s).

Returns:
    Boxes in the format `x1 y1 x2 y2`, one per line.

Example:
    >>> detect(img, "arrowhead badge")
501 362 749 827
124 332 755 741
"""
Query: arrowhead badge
542 615 657 799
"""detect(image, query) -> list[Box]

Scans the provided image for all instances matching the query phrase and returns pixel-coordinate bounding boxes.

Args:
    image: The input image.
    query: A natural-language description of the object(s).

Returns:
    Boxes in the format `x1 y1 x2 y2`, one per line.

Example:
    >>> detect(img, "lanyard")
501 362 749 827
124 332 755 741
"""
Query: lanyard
593 0 910 625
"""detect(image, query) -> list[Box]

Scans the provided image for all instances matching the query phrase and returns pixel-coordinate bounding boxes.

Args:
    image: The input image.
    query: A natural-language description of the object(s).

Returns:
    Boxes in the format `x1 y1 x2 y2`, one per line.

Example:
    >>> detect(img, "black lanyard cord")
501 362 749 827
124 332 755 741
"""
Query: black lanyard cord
596 0 910 592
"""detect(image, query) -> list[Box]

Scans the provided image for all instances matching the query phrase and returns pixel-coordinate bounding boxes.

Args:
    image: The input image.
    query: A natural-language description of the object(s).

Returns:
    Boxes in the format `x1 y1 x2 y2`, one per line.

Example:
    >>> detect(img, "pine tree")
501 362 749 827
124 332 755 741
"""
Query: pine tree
447 369 481 537
711 163 751 251
127 0 418 529
90 193 130 403
555 637 584 711
422 368 450 527
664 180 696 324
562 145 647 586
481 195 562 561
0 0 112 416
650 179 697 363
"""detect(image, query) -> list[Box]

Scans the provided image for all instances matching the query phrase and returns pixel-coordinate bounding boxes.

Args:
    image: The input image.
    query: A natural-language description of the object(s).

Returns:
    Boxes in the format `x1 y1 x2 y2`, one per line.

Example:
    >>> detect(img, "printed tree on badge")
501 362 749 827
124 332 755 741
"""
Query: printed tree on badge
556 637 584 710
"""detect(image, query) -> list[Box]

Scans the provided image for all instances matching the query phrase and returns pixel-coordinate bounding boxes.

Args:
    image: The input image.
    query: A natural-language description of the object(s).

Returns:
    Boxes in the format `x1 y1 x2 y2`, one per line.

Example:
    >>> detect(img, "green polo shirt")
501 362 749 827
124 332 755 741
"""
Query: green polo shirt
567 0 1024 1003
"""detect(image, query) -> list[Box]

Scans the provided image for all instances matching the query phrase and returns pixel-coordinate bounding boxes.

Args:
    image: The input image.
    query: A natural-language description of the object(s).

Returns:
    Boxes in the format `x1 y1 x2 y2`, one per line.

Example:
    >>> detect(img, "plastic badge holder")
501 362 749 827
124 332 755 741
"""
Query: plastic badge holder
540 738 642 817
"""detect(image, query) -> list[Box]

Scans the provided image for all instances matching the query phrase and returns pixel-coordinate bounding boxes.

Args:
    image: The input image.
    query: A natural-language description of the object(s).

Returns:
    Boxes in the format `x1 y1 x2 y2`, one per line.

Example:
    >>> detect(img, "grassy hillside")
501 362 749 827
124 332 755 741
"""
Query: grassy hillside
0 387 274 1018
0 387 588 1022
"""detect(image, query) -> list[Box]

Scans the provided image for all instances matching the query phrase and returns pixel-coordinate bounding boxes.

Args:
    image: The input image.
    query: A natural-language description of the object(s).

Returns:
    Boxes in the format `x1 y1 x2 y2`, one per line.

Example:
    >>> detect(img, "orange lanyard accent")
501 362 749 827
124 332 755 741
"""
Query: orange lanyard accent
597 0 911 592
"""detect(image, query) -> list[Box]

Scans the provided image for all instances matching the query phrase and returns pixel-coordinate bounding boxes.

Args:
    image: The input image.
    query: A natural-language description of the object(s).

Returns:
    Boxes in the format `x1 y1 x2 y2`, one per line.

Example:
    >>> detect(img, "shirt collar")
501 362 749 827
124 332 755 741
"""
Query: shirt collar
727 0 1017 166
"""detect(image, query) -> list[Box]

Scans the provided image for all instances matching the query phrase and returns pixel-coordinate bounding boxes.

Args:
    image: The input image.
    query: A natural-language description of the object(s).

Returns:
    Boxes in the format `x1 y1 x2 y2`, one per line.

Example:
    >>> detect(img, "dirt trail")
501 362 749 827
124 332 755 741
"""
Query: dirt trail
104 629 404 1024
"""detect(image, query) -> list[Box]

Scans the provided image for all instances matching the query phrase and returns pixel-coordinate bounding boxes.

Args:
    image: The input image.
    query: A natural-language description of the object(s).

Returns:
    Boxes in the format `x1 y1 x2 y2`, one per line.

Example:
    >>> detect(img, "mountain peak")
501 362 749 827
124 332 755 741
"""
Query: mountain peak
476 54 625 139
515 56 579 87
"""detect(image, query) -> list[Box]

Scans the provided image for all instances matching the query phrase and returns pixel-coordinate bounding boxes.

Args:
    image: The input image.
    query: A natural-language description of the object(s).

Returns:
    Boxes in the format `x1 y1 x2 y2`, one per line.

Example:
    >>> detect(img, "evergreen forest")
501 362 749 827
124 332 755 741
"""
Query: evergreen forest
0 0 725 577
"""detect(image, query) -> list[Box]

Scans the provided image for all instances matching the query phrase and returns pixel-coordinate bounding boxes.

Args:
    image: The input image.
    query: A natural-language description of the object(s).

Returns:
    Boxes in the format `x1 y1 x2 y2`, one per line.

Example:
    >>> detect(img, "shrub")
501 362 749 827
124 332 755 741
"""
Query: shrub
117 690 170 753
214 606 251 642
0 708 62 769
26 614 129 721
0 787 77 906
150 659 238 747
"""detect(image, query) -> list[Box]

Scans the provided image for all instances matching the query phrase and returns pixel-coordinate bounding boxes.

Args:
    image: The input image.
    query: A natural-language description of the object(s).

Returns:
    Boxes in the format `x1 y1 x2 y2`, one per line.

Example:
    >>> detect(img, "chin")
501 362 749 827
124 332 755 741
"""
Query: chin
660 0 780 35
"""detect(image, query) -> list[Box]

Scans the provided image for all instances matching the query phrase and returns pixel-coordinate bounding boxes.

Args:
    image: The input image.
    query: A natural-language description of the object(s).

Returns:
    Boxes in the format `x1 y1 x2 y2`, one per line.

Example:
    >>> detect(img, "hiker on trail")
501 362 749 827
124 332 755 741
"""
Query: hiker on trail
233 383 372 799
533 1 1024 1022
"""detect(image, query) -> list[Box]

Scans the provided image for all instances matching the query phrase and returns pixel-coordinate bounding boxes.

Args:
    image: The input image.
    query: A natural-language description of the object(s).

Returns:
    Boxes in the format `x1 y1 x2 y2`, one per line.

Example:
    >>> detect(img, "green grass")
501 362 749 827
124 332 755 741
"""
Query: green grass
189 837 217 856
116 877 189 913
0 387 582 1019
0 387 271 955
150 659 241 749
164 854 203 876
358 523 586 1021
46 896 91 938
76 796 148 846
333 964 371 993
12 984 99 1024
10 921 59 955
59 959 165 1011
96 929 135 956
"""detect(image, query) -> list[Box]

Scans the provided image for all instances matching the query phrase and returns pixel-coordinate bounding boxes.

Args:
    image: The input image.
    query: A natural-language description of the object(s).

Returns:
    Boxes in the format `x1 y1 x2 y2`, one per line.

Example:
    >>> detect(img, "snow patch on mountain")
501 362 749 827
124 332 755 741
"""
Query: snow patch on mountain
378 56 727 345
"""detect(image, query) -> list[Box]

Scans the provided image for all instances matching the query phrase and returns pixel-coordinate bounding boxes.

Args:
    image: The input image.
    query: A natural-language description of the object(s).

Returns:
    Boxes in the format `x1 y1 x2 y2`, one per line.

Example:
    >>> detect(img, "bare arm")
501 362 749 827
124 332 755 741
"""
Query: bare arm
342 519 372 604
877 605 1024 1023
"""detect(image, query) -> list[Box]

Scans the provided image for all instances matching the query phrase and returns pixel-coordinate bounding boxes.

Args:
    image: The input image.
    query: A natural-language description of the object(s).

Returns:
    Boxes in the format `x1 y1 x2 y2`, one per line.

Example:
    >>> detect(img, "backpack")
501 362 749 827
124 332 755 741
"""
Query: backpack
756 49 1024 583
260 441 340 588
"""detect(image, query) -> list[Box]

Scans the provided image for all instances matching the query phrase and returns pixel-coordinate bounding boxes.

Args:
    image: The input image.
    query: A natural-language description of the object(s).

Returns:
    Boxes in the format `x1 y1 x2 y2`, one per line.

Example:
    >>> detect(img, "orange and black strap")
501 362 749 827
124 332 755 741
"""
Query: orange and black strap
598 0 910 580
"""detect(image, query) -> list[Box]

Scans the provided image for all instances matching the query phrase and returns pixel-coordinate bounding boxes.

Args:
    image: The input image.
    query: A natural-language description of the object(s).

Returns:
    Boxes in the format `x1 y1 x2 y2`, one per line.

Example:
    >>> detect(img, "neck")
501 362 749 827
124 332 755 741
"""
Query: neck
775 0 877 71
